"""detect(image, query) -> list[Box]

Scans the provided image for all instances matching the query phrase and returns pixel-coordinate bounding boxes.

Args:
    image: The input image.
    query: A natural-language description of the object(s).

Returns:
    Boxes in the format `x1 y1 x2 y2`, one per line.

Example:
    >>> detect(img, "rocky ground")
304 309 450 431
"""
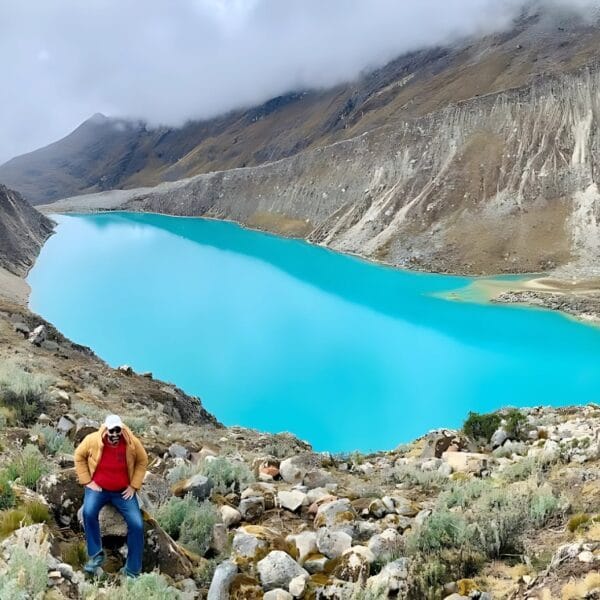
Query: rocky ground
2 296 600 599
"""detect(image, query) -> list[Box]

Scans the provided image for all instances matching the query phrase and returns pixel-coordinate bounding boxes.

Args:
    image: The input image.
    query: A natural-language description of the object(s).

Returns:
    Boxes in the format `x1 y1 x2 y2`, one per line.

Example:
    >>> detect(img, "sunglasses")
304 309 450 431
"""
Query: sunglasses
108 427 122 434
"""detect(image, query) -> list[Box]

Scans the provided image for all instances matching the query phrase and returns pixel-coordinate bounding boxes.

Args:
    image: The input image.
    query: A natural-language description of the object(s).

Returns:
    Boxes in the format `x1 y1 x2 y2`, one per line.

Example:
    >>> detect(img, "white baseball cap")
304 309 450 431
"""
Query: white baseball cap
104 414 123 430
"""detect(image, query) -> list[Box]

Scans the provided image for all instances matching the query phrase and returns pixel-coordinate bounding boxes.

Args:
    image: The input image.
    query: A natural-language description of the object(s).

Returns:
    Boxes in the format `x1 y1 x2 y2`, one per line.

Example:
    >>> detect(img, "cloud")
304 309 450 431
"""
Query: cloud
0 0 597 164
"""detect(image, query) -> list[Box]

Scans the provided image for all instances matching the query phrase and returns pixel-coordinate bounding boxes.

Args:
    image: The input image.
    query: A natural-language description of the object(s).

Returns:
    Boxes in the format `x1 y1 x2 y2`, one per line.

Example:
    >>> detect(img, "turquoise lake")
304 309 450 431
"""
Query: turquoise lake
28 213 600 452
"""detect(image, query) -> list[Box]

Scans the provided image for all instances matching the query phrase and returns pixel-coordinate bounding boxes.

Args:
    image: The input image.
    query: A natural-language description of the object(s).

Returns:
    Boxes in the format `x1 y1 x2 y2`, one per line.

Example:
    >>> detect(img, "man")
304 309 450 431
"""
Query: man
74 414 148 577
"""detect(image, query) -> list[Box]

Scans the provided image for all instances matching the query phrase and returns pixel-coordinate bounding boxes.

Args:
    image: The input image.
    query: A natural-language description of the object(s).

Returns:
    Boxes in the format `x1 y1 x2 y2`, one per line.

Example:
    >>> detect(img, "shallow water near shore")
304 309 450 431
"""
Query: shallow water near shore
28 213 600 452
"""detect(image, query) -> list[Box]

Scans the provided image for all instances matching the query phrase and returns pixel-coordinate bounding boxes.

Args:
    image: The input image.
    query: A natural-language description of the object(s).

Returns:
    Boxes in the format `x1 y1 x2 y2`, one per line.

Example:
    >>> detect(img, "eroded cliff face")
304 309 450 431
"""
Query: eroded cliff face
103 65 600 276
0 185 53 277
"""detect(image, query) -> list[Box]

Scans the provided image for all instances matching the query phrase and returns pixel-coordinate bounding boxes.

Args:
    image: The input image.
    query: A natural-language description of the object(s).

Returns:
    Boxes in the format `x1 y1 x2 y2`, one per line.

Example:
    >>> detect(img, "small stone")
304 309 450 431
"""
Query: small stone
239 496 265 522
264 590 293 600
220 505 242 528
578 550 595 563
278 490 307 512
289 573 309 597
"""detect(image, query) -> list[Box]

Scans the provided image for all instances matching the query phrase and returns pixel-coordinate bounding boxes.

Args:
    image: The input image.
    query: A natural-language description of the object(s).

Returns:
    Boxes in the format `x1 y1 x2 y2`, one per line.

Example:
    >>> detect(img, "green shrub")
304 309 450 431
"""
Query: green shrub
407 510 471 555
462 411 501 443
5 444 49 488
439 479 488 510
0 474 15 510
32 425 74 456
393 464 447 491
504 409 528 441
529 489 562 528
166 463 195 485
179 500 219 556
0 362 50 425
156 495 219 556
0 546 47 599
200 457 254 494
83 572 181 599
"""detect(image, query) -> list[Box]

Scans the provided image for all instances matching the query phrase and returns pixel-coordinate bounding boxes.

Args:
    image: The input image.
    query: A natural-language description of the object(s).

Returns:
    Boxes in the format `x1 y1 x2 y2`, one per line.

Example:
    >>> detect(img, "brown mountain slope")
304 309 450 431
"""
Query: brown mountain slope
4 9 600 205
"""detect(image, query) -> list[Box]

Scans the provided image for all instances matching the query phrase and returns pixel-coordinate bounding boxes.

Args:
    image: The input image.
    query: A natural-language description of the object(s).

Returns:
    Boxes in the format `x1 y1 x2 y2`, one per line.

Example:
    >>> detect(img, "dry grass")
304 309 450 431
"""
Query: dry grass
561 572 600 600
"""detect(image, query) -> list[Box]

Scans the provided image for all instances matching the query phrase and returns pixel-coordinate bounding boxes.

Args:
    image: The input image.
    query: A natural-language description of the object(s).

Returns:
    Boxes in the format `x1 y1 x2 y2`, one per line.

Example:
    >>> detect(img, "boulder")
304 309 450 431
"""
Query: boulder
333 548 371 583
182 474 214 501
491 427 508 448
232 526 277 562
168 443 190 459
13 322 30 336
28 324 47 345
442 451 489 474
220 505 242 528
303 553 328 574
381 495 418 517
279 454 322 485
239 495 265 522
420 429 475 458
74 417 99 445
208 560 238 600
316 528 352 559
287 531 317 563
289 573 309 597
143 515 195 578
303 470 335 489
368 528 403 560
38 469 82 527
314 498 356 535
56 415 76 437
278 490 307 512
366 557 410 596
242 483 277 509
257 550 308 591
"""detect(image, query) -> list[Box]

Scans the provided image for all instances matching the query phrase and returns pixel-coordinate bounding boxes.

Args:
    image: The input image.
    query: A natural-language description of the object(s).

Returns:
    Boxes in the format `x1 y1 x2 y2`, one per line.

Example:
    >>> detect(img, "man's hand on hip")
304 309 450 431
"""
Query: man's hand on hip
122 486 136 500
86 482 102 492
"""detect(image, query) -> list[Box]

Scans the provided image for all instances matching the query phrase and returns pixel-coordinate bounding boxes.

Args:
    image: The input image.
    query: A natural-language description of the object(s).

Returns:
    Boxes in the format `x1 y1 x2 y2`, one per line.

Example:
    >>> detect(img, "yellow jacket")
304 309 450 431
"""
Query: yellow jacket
74 425 148 490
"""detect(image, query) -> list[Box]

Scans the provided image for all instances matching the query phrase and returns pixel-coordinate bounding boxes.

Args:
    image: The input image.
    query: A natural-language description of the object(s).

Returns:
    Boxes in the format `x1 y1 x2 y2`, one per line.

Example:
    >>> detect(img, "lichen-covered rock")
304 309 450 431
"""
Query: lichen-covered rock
257 550 308 591
367 528 403 560
332 547 371 583
314 498 356 535
38 468 82 527
239 495 265 521
287 531 317 563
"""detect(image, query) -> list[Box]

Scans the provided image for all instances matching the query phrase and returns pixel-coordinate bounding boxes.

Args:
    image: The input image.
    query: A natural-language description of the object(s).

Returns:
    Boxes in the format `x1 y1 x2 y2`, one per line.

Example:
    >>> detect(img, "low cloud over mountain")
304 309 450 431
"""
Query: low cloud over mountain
2 0 600 163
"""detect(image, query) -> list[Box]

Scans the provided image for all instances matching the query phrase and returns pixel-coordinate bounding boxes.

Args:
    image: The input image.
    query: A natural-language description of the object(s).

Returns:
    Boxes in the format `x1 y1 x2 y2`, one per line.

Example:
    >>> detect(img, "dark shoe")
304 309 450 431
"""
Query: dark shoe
83 551 105 575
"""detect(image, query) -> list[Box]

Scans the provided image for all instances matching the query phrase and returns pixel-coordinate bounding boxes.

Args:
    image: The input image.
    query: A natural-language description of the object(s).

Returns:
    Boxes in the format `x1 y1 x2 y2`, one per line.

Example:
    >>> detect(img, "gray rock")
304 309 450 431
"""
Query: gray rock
56 415 76 437
13 322 30 336
316 528 352 559
168 443 190 459
28 324 46 345
220 505 242 528
184 474 214 501
367 528 403 560
239 495 265 521
278 490 307 512
314 498 356 534
264 590 293 600
279 458 305 484
41 340 60 352
287 531 317 563
257 550 308 591
207 560 238 600
491 427 508 448
232 530 269 560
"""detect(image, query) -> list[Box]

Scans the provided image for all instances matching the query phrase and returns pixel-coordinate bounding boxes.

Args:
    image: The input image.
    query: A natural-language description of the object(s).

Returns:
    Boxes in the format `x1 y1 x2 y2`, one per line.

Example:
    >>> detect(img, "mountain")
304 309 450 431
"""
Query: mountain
0 184 53 277
4 8 600 206
42 10 600 279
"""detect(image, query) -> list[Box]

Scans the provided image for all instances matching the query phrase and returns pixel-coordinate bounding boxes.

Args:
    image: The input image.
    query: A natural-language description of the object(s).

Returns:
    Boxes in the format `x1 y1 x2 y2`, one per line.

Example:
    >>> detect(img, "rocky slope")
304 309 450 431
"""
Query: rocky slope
0 185 53 277
2 301 600 599
5 8 600 207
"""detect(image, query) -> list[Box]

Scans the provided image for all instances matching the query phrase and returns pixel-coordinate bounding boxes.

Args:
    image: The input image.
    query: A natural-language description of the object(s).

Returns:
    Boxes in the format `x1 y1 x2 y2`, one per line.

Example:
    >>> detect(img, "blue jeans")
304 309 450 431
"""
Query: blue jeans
82 487 144 575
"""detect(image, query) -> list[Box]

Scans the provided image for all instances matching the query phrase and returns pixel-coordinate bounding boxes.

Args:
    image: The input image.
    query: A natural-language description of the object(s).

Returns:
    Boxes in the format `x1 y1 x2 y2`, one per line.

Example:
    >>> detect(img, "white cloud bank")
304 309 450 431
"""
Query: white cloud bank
0 0 599 163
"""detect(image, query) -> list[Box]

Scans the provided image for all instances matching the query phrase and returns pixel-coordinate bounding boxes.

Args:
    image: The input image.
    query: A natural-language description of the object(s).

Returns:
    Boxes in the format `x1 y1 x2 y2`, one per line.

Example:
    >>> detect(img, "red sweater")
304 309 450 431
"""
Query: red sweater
92 437 130 491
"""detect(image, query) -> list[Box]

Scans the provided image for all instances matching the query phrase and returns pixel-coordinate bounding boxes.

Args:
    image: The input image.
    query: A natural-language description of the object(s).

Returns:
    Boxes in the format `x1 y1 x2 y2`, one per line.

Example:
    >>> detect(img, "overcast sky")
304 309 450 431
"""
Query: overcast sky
1 0 598 164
